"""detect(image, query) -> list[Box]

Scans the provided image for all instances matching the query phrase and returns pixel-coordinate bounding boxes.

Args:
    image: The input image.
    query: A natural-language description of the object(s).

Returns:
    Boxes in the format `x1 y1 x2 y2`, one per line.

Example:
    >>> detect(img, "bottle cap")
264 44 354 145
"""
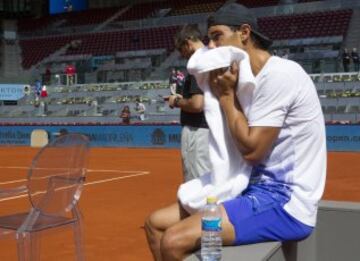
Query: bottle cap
206 196 217 204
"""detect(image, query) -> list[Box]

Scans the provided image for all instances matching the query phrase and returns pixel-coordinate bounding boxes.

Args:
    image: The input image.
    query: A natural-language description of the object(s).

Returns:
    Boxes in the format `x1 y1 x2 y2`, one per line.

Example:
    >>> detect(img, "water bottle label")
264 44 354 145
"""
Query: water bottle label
202 218 222 232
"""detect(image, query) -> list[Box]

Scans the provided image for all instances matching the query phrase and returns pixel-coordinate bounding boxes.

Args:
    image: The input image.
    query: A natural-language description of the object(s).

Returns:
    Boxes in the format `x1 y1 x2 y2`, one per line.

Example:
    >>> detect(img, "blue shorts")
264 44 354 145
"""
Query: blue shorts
223 184 313 245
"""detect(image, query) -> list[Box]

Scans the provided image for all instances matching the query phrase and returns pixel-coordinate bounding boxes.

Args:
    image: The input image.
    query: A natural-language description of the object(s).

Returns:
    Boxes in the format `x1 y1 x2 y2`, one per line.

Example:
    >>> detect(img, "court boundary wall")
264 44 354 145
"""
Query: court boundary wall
0 124 359 151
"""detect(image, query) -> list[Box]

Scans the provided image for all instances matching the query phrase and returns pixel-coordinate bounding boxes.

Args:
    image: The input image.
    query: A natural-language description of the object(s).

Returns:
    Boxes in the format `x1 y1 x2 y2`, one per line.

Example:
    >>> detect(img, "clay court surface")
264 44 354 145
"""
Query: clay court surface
0 147 359 260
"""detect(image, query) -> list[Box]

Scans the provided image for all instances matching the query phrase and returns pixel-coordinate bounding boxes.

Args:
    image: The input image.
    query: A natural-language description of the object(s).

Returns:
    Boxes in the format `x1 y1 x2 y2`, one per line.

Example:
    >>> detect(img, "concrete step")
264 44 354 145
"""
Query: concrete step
185 242 282 261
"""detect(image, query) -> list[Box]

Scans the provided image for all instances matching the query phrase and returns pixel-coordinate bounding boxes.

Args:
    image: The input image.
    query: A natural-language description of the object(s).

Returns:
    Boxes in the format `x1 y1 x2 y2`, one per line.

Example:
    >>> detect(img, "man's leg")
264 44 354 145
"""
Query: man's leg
70 75 74 85
181 126 211 181
145 202 189 261
180 126 190 181
160 204 236 261
192 127 211 178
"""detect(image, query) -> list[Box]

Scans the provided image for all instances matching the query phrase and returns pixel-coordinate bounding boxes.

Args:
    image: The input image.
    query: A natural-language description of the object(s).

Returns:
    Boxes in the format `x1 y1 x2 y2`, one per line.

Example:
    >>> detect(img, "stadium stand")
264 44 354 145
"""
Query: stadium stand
1 70 359 125
111 0 227 21
167 2 223 16
65 26 178 56
17 3 354 77
236 0 280 8
114 1 169 22
0 80 180 124
20 35 76 69
298 0 323 3
259 9 352 40
19 26 178 69
311 72 360 123
1 0 360 126
17 16 58 33
18 6 122 33
59 7 121 27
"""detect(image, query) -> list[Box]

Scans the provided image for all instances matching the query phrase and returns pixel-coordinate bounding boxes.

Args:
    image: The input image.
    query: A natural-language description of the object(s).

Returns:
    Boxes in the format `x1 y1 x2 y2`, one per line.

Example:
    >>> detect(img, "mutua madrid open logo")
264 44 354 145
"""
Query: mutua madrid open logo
151 128 166 145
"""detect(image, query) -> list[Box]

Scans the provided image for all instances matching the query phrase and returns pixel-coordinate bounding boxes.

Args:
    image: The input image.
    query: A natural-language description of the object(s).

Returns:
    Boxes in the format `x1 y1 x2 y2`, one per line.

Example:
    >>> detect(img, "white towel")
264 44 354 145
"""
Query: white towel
177 46 256 214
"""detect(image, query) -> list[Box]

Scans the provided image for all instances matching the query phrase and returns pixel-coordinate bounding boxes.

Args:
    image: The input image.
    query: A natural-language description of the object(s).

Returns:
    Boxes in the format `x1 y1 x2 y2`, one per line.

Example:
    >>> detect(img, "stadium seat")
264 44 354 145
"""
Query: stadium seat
325 106 337 114
348 105 360 113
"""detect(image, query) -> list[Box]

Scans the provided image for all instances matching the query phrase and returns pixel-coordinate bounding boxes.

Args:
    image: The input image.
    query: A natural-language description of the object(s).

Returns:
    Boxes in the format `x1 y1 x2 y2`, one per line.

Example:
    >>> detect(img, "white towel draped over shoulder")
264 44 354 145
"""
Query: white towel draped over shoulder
177 46 256 214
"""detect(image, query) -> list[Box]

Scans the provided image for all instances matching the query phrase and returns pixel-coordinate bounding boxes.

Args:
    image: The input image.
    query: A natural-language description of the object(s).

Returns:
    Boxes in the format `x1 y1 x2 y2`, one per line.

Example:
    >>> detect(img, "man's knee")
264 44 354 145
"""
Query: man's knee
144 213 157 235
144 210 165 234
144 215 152 233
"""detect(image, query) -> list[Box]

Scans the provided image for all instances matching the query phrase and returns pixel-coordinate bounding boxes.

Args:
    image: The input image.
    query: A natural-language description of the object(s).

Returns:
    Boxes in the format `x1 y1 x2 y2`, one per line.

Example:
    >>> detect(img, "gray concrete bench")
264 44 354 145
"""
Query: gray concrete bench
185 200 360 261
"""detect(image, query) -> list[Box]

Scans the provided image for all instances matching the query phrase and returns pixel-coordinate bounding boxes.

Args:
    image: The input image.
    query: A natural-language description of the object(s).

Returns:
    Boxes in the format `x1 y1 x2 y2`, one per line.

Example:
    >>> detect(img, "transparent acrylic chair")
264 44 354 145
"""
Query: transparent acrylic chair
0 133 90 261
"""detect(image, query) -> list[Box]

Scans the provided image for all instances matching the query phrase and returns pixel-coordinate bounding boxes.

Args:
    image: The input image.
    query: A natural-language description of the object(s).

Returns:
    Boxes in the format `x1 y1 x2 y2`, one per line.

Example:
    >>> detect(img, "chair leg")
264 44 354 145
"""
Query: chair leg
73 221 85 261
16 232 28 261
30 232 41 261
16 232 40 261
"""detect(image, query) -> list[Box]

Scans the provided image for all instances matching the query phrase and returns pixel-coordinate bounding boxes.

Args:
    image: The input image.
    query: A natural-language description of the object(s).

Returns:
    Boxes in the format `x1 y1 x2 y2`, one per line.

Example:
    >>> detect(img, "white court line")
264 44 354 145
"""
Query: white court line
0 167 148 186
84 171 149 186
0 166 28 170
0 179 27 185
87 169 146 173
0 194 27 202
0 171 150 202
0 166 145 173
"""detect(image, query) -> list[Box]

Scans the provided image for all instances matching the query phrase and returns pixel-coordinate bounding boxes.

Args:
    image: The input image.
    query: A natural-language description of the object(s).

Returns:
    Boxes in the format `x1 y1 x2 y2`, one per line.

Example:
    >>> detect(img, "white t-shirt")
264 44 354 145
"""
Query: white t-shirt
248 56 327 226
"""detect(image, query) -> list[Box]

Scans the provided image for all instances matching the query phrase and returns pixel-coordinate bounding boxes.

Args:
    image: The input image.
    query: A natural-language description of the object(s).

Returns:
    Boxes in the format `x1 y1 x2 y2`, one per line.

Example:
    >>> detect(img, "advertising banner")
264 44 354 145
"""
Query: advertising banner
0 84 25 101
0 124 358 151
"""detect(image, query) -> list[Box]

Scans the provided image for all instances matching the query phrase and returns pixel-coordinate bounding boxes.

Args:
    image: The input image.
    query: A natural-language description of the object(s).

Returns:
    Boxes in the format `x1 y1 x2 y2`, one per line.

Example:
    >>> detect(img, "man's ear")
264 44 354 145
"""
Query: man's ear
240 24 251 41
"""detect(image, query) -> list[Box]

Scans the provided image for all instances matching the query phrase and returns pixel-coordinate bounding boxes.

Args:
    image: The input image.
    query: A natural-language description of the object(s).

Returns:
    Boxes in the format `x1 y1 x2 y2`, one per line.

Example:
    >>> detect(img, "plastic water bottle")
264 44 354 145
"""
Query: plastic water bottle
201 196 222 261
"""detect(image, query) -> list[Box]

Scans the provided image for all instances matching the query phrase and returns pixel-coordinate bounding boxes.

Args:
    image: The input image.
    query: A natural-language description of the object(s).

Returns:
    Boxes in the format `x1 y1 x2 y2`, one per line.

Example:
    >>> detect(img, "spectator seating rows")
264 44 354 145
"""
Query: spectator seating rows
66 26 179 56
18 7 122 32
17 0 280 34
20 7 353 69
114 1 163 22
236 0 279 8
20 35 76 68
60 7 120 27
167 2 223 16
313 72 360 123
259 9 352 40
0 81 172 119
311 73 360 83
20 26 178 69
114 0 225 22
1 77 359 124
18 16 58 33
298 0 323 3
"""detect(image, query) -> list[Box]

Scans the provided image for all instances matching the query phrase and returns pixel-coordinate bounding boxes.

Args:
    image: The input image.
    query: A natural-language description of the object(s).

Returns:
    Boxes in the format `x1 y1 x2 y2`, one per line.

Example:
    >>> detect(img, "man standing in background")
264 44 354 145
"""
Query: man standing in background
342 48 350 72
167 24 211 182
135 98 146 121
351 48 359 72
65 63 76 85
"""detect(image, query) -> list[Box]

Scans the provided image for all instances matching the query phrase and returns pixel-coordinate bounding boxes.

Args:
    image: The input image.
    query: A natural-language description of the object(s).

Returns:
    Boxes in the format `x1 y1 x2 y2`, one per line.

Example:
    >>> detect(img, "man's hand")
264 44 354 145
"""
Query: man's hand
209 62 239 101
168 94 183 109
